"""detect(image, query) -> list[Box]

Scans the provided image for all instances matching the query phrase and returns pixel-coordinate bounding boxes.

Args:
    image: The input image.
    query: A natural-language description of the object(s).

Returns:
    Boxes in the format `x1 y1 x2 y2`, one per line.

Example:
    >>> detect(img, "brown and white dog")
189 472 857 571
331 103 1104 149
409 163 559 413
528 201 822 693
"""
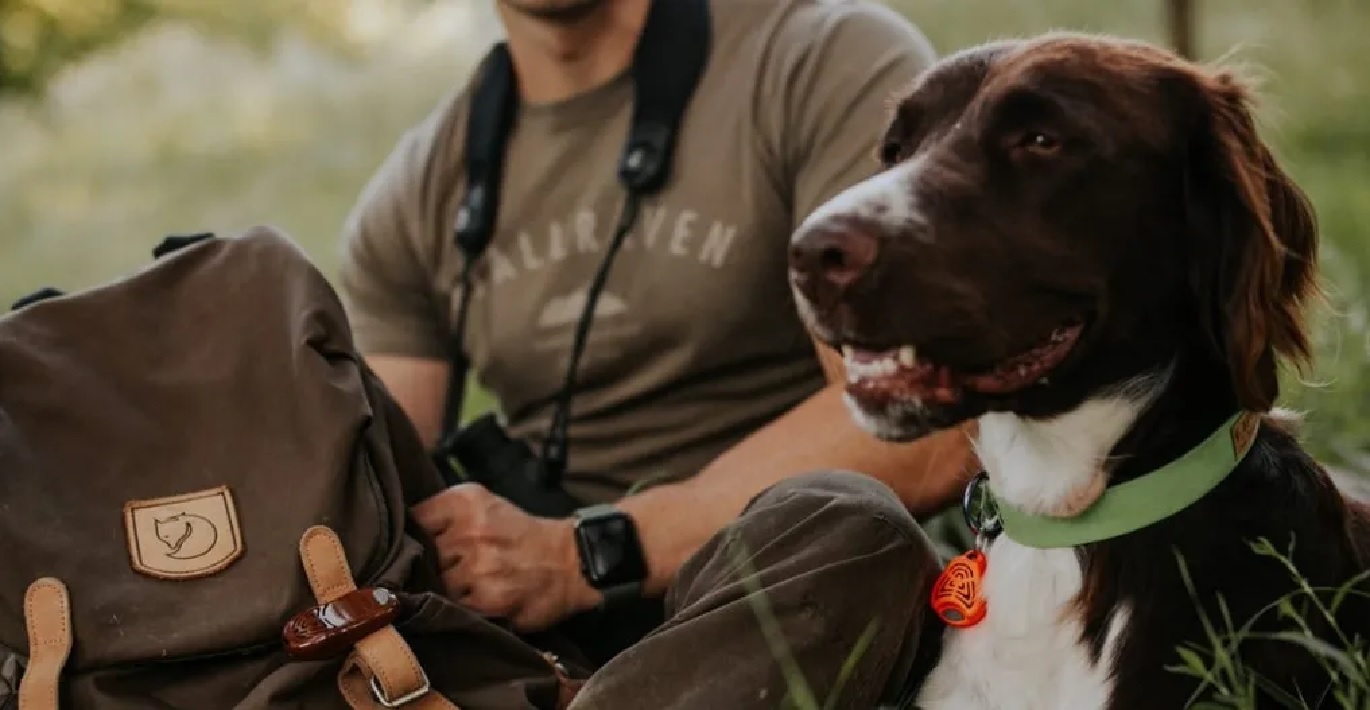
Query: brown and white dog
788 33 1370 709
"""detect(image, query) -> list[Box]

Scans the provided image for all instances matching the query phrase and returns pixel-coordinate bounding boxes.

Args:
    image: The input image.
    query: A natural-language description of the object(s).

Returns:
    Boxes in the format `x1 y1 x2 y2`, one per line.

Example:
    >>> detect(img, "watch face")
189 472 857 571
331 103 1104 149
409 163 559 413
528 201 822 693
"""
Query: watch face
575 513 648 588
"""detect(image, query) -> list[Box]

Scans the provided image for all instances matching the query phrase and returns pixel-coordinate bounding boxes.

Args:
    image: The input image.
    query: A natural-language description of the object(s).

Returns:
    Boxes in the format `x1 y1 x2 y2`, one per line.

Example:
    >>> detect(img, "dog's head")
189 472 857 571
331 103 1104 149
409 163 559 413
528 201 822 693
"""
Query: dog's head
789 33 1320 442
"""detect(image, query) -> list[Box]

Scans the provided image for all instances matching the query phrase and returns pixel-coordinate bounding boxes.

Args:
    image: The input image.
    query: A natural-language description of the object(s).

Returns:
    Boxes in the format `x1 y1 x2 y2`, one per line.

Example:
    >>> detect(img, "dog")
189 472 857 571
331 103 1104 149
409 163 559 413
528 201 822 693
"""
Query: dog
788 32 1370 710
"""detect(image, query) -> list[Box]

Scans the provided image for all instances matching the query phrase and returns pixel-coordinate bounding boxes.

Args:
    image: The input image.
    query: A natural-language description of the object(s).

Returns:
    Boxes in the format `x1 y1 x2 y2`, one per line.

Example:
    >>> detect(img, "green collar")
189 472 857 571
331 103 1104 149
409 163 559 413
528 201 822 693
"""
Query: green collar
990 411 1260 549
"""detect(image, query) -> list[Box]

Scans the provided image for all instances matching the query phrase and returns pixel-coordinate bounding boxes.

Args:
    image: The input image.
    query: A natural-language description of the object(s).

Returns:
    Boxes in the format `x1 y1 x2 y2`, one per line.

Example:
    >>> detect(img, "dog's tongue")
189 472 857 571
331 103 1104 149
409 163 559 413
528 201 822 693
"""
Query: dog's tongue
958 325 1080 394
960 355 1043 394
843 324 1082 403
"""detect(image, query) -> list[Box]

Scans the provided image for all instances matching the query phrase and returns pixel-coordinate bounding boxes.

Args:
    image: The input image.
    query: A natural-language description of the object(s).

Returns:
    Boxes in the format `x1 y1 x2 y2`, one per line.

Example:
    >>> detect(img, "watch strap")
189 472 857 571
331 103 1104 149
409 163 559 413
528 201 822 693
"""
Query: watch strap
598 580 643 610
573 503 622 520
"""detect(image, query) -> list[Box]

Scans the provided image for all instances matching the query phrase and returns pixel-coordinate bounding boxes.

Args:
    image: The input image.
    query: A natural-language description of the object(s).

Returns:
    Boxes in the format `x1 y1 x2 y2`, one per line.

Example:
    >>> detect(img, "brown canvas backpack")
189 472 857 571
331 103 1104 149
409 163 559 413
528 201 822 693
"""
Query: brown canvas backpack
0 226 583 710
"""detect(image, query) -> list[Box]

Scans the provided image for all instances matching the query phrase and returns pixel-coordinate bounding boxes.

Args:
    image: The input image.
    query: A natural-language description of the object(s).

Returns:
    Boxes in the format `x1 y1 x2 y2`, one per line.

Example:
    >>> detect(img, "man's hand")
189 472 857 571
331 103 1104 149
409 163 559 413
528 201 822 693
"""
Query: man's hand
412 483 602 632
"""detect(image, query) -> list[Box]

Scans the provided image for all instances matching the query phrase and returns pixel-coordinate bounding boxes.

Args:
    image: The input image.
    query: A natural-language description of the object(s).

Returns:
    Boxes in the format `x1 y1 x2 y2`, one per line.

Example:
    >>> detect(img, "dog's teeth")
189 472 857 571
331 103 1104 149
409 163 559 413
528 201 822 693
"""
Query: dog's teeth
842 347 916 382
1038 376 1050 385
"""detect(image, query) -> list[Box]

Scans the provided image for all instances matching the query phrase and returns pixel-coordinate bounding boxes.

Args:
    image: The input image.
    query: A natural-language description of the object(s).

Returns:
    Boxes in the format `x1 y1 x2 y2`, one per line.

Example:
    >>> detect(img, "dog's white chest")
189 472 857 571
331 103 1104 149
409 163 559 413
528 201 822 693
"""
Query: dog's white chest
913 537 1126 710
912 395 1147 709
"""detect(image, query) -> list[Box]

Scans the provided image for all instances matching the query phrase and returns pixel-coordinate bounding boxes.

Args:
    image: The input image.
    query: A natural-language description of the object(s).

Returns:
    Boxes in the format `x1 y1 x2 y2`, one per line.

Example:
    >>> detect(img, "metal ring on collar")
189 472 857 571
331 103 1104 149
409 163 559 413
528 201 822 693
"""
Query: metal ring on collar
961 471 1003 540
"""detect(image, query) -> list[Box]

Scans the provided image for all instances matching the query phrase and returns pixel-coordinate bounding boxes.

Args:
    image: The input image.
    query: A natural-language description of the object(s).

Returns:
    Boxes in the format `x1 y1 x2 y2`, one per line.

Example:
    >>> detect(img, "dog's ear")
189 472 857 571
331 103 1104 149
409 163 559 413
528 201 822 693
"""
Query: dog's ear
1177 65 1321 413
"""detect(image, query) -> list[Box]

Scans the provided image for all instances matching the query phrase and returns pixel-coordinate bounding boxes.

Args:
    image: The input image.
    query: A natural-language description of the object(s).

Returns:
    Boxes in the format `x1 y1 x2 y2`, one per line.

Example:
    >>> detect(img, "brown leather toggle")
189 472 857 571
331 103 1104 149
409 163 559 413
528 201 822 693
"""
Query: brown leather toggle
284 587 402 662
294 525 459 710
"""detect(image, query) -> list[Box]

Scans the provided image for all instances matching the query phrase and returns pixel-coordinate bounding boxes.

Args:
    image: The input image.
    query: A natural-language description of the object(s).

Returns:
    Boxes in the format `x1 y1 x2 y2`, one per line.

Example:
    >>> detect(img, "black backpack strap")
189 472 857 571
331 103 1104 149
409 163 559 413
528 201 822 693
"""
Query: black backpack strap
10 287 64 312
453 46 519 262
433 0 712 481
435 45 520 451
152 232 216 259
617 0 711 194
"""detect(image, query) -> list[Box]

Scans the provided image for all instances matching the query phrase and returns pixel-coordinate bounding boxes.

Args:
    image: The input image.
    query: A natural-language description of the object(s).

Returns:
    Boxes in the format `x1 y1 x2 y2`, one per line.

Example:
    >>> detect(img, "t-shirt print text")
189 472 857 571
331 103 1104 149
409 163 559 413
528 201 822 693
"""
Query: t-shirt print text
474 202 743 368
479 203 740 286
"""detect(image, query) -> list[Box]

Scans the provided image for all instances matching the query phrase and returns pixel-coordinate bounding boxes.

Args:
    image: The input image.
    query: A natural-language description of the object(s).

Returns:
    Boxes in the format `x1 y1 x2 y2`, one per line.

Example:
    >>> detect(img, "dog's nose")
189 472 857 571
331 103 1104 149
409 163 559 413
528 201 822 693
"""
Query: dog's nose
788 219 879 303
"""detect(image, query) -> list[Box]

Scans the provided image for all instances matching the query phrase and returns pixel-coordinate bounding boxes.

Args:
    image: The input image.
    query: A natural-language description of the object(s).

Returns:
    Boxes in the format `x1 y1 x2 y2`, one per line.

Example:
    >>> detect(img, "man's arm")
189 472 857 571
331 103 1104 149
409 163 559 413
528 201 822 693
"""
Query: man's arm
369 356 450 449
336 100 465 449
617 349 976 596
590 3 970 599
411 5 974 631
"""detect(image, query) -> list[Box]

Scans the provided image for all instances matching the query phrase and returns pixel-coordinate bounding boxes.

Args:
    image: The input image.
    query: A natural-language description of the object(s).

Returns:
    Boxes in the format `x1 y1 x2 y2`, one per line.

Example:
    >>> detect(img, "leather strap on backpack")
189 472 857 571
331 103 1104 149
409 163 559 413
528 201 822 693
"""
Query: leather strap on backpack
17 578 72 710
297 526 460 710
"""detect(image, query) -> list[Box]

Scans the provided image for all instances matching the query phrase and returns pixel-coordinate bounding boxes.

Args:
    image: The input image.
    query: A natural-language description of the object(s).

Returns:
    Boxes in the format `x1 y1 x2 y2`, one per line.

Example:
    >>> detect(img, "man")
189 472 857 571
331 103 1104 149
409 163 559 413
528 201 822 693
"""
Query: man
338 0 974 703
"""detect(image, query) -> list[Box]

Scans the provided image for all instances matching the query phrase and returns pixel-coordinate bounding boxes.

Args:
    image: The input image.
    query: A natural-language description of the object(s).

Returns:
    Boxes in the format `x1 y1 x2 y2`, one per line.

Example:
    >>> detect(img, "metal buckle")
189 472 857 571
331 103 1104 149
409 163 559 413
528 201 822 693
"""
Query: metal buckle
961 471 1002 549
369 667 432 708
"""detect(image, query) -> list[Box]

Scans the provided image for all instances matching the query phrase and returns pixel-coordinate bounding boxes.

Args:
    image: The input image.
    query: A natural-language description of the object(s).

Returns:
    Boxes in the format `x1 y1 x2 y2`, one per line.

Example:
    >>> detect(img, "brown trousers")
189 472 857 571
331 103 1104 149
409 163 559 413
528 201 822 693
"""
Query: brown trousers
567 471 941 710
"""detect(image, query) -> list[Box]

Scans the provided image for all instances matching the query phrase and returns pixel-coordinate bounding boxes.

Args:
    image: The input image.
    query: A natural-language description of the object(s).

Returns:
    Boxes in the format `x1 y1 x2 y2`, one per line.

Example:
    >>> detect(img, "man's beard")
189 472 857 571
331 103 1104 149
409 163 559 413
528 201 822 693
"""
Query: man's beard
499 0 607 24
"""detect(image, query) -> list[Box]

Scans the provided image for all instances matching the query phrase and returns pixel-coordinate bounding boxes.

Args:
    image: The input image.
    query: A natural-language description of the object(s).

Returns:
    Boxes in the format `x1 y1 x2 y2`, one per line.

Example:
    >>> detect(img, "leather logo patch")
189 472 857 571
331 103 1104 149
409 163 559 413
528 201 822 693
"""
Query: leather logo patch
124 486 244 580
1231 412 1260 458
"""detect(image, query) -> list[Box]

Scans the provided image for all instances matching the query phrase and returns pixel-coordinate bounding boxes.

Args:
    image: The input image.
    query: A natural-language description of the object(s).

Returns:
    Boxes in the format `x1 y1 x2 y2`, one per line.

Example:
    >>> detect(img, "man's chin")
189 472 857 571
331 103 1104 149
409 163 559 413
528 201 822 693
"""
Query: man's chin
499 0 604 23
841 392 978 443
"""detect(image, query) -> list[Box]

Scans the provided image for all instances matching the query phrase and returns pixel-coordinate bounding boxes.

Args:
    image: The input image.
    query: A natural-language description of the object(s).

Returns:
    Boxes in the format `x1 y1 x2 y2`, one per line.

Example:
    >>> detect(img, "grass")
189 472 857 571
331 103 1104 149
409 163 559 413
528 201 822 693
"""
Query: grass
1168 539 1369 709
2 3 1365 707
1 0 1366 468
726 535 884 710
731 534 1370 709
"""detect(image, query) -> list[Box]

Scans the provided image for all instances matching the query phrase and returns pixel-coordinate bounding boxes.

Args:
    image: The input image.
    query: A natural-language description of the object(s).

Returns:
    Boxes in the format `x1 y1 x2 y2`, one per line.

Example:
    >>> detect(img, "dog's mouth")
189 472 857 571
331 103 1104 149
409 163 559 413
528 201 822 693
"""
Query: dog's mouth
840 318 1086 411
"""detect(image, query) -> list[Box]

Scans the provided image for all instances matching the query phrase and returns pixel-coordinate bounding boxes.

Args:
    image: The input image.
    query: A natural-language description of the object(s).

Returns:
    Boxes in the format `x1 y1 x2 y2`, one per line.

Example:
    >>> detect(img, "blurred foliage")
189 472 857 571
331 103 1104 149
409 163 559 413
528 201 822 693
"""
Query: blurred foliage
0 0 1366 471
0 0 358 96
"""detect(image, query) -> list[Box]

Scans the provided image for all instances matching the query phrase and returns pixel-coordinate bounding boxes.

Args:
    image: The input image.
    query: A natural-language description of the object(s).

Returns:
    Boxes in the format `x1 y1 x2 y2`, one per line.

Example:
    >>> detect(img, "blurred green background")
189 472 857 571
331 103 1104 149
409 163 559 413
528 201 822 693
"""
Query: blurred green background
1 0 1366 474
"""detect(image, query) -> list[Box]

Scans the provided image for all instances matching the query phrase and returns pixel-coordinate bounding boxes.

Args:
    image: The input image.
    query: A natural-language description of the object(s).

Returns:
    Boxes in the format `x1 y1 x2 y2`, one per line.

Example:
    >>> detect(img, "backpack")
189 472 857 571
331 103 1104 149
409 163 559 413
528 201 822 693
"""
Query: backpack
0 226 584 710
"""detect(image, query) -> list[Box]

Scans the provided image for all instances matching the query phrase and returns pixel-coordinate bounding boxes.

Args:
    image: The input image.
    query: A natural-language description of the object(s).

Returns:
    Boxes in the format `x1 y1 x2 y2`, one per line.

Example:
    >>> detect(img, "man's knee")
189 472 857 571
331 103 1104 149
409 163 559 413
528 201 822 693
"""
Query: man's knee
744 469 925 546
723 470 936 584
672 468 936 606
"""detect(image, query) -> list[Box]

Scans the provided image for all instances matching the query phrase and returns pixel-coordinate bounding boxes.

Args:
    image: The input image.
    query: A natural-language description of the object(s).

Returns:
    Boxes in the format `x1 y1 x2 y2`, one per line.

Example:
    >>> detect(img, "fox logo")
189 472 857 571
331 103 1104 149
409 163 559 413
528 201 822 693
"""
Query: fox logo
125 486 243 580
153 512 219 560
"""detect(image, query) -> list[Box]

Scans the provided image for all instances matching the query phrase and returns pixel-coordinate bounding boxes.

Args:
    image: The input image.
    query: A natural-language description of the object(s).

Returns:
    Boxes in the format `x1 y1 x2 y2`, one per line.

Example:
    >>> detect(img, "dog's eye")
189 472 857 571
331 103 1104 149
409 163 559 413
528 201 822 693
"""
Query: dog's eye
1018 131 1062 157
879 139 904 166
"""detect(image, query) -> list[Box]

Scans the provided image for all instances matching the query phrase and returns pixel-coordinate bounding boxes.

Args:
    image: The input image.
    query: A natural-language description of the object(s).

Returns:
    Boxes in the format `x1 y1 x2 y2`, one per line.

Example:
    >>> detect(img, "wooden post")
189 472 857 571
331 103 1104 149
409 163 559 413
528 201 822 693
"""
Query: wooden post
1168 0 1196 59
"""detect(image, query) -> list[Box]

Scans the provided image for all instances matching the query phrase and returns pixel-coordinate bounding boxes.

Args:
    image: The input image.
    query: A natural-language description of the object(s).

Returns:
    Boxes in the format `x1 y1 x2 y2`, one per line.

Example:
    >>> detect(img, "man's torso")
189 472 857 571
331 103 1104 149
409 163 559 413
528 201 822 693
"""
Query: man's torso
347 0 931 502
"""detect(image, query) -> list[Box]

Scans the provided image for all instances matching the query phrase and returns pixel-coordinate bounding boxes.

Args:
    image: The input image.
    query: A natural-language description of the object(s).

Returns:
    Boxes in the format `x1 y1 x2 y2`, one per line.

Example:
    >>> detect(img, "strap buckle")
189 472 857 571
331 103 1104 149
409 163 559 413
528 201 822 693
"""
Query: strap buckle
369 667 431 708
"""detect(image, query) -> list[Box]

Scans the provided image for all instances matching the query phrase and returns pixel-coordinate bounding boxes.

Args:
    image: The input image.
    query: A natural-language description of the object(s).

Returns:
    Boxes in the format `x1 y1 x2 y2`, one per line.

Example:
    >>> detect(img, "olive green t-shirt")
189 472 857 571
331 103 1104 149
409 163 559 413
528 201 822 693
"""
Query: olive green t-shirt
337 0 936 504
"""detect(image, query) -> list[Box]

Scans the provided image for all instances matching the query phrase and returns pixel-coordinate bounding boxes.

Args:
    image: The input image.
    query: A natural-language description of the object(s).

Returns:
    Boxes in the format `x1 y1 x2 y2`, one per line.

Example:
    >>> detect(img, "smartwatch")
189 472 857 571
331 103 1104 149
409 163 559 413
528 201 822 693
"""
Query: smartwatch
572 504 648 608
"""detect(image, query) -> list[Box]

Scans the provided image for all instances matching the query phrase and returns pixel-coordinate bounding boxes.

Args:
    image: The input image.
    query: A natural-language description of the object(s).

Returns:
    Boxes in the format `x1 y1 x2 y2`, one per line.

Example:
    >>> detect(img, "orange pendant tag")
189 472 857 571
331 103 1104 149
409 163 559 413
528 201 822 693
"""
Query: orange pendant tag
930 549 988 628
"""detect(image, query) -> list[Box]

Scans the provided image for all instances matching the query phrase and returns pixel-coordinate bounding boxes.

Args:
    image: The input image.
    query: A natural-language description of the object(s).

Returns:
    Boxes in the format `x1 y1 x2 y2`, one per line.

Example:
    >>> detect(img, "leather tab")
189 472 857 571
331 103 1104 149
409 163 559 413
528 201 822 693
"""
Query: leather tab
284 587 402 661
338 653 459 710
356 626 444 708
18 578 72 710
299 525 358 604
295 526 453 708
